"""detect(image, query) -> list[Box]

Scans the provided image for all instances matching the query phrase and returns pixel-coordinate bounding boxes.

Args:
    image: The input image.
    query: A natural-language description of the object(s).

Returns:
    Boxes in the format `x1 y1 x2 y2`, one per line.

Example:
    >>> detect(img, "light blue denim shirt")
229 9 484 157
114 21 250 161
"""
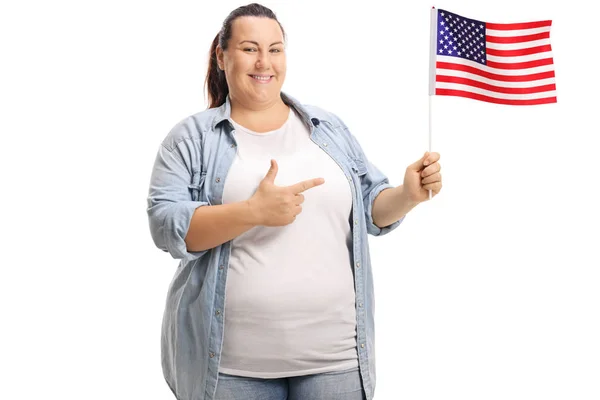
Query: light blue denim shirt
146 92 405 400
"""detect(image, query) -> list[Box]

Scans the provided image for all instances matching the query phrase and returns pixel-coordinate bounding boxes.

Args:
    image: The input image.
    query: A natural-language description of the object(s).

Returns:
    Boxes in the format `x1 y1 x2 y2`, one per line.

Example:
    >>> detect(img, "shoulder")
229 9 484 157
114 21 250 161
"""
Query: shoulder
160 108 221 152
299 103 350 131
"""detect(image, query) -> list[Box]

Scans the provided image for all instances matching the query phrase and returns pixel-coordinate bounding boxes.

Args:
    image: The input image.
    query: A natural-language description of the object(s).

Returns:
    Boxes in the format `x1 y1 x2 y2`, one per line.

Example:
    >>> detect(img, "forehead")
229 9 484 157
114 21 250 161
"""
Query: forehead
230 16 283 43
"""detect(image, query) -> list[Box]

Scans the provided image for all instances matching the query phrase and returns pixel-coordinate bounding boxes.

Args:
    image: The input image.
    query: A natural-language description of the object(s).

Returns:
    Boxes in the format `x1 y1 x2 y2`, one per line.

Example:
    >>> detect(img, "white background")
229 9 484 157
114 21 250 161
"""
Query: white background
1 0 598 399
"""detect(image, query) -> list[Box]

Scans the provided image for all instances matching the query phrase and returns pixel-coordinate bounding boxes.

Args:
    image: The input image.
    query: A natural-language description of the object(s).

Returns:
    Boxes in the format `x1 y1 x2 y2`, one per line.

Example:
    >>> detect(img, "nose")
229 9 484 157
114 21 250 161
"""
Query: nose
255 50 271 70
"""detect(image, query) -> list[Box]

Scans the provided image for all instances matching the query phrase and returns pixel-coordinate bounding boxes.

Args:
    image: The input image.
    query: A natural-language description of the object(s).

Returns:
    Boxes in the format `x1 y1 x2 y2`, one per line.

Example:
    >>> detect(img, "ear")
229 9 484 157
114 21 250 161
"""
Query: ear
216 46 224 70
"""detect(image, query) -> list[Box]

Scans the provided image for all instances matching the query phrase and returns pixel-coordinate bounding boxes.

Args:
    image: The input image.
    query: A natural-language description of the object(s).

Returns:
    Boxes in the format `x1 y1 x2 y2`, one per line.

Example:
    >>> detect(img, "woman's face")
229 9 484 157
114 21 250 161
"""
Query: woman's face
217 16 286 108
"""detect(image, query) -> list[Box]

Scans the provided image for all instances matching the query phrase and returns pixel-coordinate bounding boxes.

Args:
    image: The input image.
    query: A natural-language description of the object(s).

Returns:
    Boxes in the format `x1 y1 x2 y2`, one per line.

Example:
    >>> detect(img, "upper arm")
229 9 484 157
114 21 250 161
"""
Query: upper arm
146 136 210 260
340 123 405 236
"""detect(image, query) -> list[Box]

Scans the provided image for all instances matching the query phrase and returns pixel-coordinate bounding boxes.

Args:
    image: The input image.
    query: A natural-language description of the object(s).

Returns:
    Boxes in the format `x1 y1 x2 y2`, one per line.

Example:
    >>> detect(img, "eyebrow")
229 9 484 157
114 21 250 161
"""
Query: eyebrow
239 40 284 47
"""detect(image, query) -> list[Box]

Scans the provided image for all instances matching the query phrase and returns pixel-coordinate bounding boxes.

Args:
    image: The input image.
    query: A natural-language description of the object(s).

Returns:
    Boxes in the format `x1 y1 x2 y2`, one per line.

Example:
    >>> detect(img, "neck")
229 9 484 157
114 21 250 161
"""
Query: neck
229 93 290 133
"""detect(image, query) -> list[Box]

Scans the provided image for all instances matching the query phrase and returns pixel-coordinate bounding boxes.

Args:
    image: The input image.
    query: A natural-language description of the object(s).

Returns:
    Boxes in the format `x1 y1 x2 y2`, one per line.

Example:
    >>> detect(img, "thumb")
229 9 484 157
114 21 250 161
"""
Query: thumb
263 159 278 183
408 152 429 171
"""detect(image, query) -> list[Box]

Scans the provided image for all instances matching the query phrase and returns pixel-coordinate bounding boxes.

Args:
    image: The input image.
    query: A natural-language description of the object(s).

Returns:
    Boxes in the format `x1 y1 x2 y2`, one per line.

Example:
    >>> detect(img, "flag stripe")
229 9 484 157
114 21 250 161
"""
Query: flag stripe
436 89 557 105
436 75 556 94
486 51 553 64
437 59 555 80
486 38 550 51
486 26 550 37
486 31 550 44
436 68 556 87
486 20 552 31
485 57 554 70
436 82 555 100
486 44 552 57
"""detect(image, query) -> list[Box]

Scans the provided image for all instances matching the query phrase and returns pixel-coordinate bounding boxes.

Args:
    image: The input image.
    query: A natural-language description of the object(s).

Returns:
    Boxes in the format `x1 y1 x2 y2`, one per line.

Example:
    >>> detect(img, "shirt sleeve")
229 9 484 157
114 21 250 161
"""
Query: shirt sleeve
342 126 406 237
146 141 209 261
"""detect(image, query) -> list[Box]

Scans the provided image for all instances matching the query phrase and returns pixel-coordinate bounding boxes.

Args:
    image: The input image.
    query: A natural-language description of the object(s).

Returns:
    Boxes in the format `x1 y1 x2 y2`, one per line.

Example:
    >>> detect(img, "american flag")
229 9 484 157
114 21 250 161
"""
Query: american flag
429 8 557 105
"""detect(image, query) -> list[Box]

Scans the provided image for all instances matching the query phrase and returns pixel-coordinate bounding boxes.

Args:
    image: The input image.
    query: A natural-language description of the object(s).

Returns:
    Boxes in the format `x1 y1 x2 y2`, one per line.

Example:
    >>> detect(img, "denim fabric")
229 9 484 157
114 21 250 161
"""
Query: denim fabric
146 92 405 400
214 366 365 400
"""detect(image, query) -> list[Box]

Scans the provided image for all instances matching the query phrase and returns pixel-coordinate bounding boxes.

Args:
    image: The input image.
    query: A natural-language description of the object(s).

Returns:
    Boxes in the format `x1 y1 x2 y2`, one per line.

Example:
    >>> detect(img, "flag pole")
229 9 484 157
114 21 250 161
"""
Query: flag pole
428 6 437 200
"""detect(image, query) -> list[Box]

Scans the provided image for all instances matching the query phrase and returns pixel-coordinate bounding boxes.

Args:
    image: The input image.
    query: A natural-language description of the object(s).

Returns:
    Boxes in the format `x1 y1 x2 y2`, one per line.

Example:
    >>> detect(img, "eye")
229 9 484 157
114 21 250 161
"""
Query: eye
244 48 257 52
270 48 282 53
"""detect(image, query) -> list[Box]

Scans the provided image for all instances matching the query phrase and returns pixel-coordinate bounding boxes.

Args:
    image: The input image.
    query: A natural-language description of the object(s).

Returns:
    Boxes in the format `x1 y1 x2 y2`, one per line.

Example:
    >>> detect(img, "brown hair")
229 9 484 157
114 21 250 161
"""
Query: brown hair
204 3 287 108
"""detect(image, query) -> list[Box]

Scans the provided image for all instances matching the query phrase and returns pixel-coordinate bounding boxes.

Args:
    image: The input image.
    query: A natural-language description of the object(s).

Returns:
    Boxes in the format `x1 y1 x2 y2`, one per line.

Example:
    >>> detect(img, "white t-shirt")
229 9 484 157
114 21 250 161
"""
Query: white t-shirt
219 107 359 378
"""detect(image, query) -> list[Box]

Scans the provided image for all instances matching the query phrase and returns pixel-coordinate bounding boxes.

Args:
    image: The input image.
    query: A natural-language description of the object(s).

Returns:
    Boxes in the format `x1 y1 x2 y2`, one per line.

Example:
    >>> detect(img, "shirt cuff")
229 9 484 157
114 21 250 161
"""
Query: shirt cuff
366 183 406 236
163 201 210 261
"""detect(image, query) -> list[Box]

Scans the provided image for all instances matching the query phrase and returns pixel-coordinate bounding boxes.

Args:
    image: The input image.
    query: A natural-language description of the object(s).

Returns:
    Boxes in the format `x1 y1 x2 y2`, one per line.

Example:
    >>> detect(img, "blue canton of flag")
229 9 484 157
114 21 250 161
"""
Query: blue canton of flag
437 9 487 65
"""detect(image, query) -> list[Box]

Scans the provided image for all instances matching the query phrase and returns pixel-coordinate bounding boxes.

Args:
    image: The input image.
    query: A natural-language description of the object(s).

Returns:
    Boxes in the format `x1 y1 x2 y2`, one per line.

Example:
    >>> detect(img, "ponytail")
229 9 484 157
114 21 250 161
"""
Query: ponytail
204 32 228 108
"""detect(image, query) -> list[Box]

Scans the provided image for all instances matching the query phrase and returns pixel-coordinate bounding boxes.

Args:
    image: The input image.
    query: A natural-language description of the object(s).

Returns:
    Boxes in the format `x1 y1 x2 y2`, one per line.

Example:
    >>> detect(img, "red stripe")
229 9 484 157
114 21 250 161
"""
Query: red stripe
486 31 549 44
486 57 554 70
436 88 557 105
486 20 552 30
437 61 555 82
436 75 556 94
486 44 552 57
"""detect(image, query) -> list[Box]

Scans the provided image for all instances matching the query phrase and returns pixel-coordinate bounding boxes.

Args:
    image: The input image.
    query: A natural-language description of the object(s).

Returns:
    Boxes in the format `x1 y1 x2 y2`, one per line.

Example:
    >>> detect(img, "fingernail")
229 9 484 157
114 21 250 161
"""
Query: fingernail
423 159 429 166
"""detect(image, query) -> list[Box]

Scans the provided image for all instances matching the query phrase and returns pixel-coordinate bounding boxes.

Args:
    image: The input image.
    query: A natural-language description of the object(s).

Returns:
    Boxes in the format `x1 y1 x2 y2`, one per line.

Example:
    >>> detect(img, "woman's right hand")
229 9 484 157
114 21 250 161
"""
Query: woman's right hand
247 159 325 227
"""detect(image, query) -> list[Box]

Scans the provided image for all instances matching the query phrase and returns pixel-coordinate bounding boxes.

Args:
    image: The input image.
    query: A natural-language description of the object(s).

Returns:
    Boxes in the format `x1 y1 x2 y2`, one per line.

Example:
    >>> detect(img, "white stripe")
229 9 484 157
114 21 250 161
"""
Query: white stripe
436 68 556 88
486 38 551 51
436 55 554 76
486 50 554 64
486 26 551 37
435 81 556 100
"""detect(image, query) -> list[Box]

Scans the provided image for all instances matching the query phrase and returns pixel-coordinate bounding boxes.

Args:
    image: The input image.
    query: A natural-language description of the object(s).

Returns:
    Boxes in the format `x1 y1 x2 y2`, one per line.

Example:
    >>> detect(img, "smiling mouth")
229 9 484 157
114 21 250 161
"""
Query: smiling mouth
249 75 273 83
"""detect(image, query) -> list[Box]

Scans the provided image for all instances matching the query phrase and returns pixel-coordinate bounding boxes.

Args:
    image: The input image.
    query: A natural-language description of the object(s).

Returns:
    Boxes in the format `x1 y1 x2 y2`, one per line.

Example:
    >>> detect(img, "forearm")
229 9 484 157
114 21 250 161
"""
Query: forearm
185 200 259 252
372 185 419 228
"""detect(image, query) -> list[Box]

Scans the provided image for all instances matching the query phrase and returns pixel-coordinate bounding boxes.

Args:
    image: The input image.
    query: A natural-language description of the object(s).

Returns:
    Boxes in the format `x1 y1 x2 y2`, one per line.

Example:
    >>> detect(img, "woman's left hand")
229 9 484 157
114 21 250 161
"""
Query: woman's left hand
403 151 442 204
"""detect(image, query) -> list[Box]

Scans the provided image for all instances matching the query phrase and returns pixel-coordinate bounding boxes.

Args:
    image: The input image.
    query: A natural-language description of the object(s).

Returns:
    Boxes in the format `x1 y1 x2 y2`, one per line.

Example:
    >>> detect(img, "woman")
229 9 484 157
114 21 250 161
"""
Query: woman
146 3 442 400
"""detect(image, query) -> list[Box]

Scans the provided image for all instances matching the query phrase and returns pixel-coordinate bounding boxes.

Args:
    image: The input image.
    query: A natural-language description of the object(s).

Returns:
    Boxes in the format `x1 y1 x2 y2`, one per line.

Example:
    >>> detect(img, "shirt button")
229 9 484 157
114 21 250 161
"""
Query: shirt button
209 352 215 358
354 219 358 225
359 303 363 308
361 343 365 348
230 143 235 148
216 178 221 183
323 143 328 147
347 176 352 181
215 310 221 316
219 265 224 270
356 262 360 268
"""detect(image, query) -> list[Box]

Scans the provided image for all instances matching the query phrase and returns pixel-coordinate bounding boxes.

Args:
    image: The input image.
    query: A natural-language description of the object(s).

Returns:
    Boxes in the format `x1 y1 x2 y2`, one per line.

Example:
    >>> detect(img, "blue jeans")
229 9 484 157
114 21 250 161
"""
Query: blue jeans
214 366 366 400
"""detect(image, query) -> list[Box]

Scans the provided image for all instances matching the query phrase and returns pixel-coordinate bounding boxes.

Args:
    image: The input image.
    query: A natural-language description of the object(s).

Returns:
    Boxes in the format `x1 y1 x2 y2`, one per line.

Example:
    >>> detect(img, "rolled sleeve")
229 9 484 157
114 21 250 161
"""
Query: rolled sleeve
366 183 406 236
147 141 209 261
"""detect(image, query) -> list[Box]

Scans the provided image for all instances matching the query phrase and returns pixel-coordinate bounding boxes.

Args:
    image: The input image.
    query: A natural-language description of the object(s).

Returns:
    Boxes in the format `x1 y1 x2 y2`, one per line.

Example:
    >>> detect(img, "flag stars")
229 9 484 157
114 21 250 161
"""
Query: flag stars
437 10 487 65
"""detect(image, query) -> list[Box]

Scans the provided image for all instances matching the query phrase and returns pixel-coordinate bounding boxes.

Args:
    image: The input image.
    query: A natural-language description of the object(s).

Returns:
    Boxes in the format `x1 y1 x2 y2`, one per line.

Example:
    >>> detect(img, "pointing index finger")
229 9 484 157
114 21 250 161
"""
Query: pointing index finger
288 178 325 193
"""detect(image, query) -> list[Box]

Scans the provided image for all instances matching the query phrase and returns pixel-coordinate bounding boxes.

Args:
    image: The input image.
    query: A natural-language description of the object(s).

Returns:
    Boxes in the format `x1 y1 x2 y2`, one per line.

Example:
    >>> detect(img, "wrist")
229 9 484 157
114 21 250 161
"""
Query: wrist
398 185 420 208
245 199 263 226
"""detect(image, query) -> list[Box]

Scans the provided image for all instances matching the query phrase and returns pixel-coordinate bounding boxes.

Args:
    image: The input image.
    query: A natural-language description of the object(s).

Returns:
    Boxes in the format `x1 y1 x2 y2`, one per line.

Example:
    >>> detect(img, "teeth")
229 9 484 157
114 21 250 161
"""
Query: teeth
252 75 271 80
